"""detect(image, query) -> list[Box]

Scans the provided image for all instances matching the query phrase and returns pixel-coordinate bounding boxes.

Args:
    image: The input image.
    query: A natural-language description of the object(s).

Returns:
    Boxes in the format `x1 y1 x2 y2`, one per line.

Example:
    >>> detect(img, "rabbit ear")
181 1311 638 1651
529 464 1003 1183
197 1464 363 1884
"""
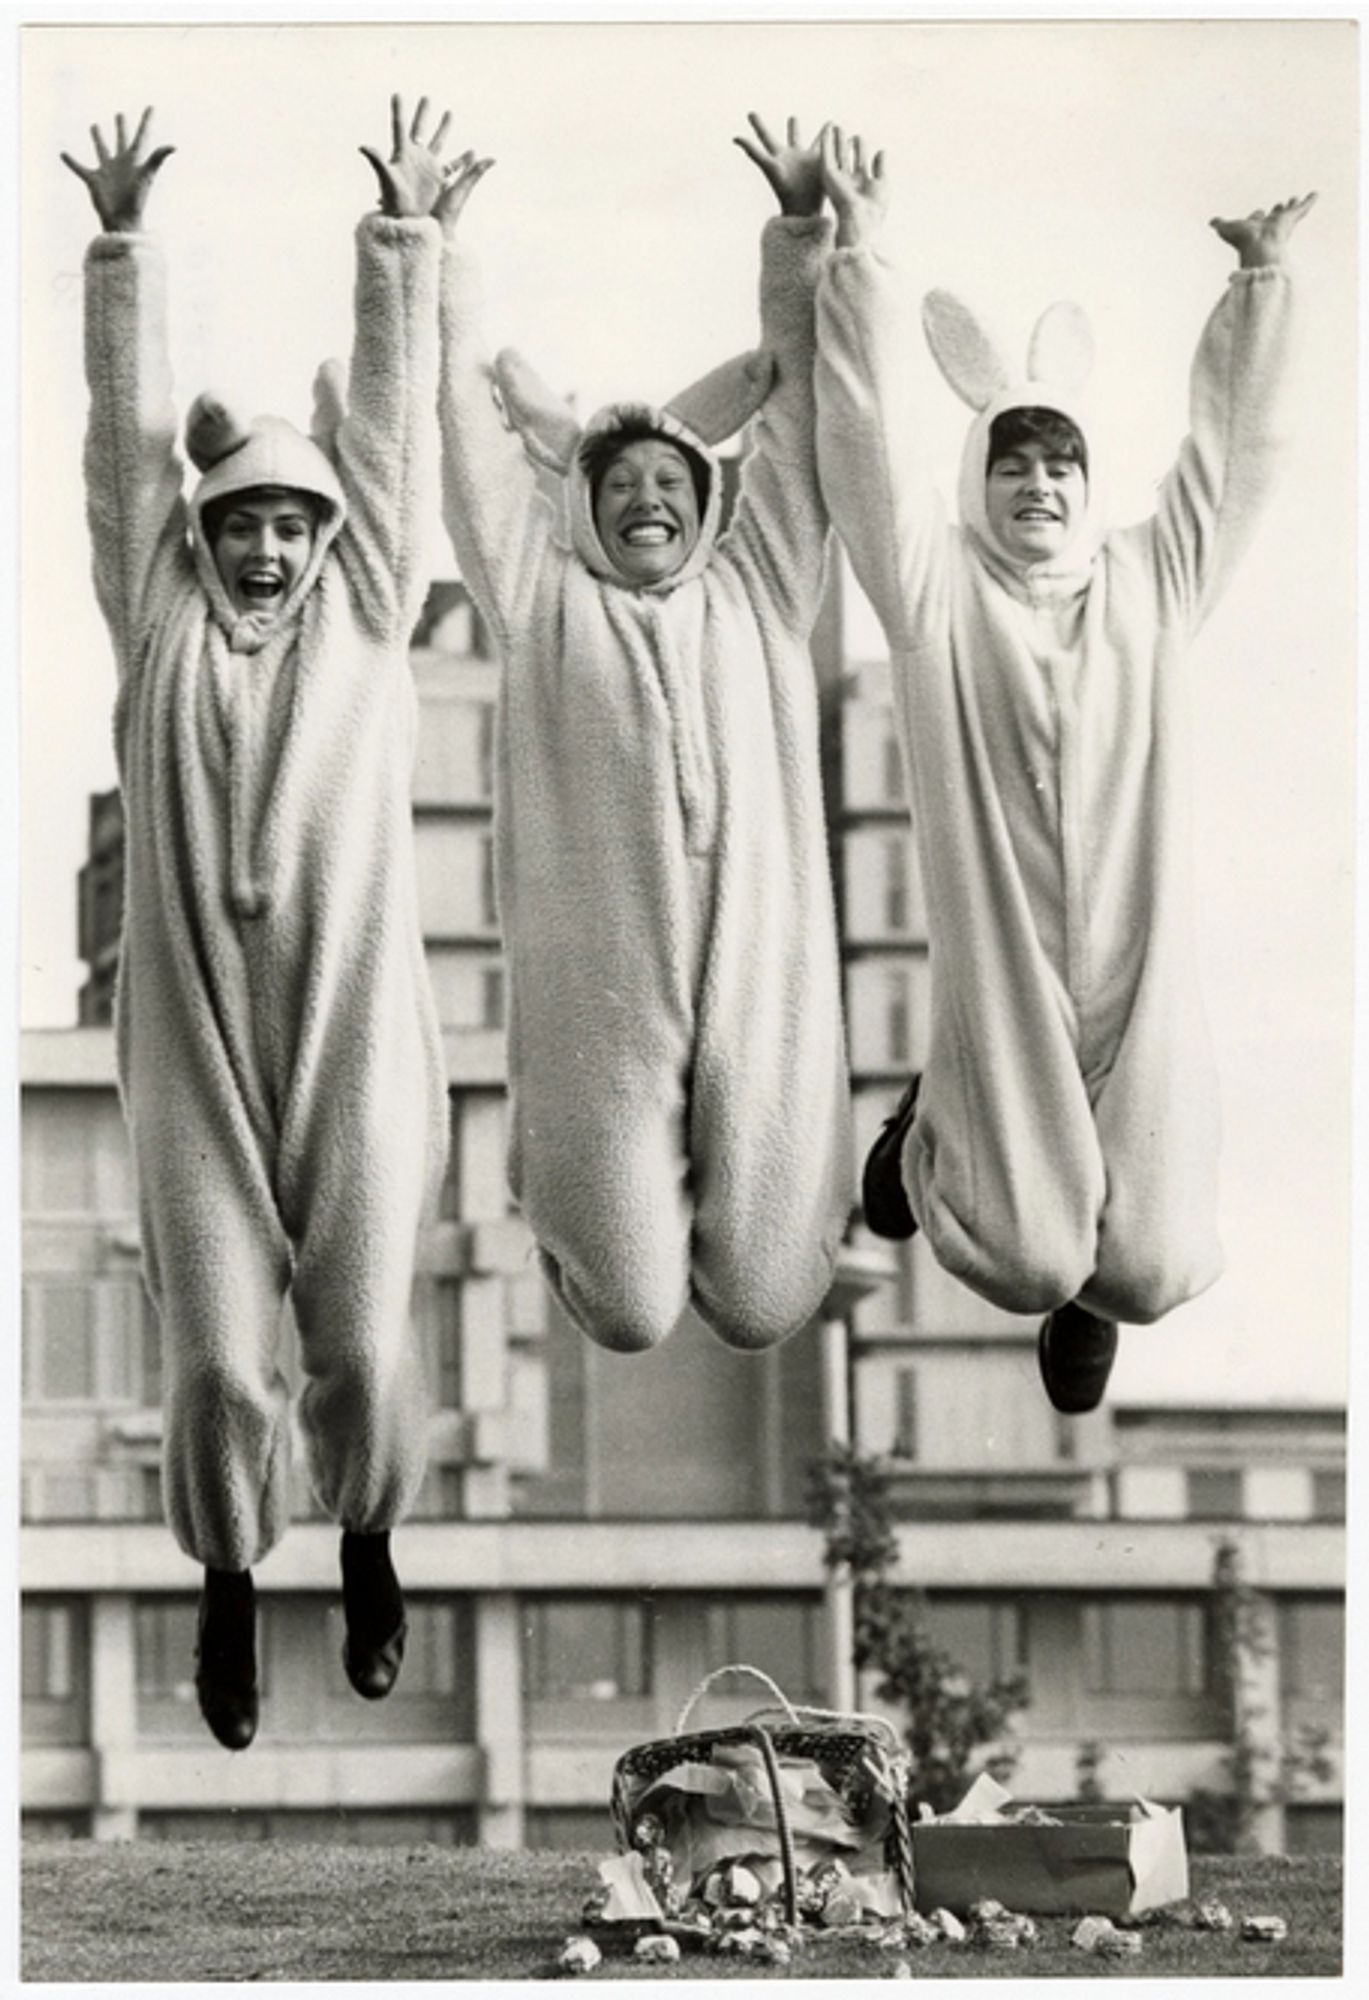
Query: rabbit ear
665 348 776 446
921 290 1011 411
492 348 581 474
310 358 348 454
1028 301 1094 394
185 392 250 471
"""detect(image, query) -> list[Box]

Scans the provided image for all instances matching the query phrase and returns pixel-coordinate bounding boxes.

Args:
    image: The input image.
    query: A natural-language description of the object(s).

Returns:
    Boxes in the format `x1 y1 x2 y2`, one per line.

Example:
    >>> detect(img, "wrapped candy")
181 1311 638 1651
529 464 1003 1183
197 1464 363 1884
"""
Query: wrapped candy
1241 1916 1288 1943
1096 1930 1144 1959
930 1908 967 1944
1193 1899 1235 1932
557 1936 602 1975
1071 1915 1117 1953
633 1934 682 1964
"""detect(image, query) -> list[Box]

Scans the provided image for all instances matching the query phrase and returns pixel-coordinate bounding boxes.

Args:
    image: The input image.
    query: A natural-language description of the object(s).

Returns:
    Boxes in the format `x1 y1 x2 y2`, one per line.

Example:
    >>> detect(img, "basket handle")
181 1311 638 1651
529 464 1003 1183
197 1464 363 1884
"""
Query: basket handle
674 1664 800 1735
746 1699 905 1750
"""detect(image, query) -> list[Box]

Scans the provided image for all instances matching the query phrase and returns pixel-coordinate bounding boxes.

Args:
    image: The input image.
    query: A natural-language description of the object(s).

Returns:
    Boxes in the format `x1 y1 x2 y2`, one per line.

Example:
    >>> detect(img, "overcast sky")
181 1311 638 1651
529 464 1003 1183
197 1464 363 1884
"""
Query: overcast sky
13 12 1358 1406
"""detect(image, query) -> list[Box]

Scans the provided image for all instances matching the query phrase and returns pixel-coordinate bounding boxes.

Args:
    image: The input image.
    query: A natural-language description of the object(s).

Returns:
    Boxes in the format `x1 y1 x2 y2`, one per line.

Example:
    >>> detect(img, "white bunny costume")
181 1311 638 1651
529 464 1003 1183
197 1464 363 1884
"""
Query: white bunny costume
81 214 449 1571
438 215 853 1353
816 245 1298 1322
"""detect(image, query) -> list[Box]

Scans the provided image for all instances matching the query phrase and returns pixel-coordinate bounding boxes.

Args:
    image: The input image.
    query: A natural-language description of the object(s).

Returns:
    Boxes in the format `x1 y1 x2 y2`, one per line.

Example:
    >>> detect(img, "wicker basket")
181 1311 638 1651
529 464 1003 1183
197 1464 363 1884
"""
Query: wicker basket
609 1664 916 1926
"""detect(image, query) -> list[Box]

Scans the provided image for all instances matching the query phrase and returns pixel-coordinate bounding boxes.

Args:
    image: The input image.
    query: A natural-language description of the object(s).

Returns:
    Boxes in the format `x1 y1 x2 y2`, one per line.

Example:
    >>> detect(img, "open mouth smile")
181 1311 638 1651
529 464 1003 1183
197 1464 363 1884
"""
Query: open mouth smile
619 523 676 547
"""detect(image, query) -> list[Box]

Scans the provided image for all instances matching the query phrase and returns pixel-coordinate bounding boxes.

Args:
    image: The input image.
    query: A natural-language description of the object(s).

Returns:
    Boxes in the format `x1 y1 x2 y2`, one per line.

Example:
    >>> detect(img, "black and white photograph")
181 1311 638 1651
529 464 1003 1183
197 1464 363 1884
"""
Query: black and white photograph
10 5 1358 1983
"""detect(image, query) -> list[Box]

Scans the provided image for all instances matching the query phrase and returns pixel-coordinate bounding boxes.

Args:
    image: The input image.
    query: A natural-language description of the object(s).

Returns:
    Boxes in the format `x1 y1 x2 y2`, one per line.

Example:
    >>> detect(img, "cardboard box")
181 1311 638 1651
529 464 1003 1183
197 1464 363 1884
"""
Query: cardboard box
911 1782 1189 1918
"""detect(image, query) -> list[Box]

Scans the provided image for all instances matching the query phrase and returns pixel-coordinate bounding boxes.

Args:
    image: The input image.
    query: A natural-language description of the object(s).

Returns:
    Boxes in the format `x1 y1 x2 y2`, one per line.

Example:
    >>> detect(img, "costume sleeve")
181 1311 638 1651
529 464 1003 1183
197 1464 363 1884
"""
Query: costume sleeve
1144 265 1299 633
437 243 549 654
81 231 186 677
330 213 442 643
814 244 950 653
722 214 834 638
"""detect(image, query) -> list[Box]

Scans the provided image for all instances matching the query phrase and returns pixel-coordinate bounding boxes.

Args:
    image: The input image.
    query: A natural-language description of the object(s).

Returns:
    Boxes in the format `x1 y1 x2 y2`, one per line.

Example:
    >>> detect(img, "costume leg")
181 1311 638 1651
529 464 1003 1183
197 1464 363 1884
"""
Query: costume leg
905 1009 1105 1318
1077 995 1224 1324
282 1052 440 1534
135 1086 294 1575
686 824 855 1353
515 1064 695 1355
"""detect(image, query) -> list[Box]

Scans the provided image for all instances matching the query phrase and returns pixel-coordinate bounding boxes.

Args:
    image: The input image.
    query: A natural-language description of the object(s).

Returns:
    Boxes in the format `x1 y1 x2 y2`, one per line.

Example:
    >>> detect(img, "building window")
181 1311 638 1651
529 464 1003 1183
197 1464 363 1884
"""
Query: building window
1081 1599 1209 1697
524 1598 652 1702
1283 1804 1343 1856
23 1277 147 1408
140 1288 162 1408
1186 1468 1244 1519
479 835 499 931
476 703 496 801
885 969 911 1065
480 965 505 1030
323 1600 462 1700
1281 1601 1344 1704
135 1599 206 1699
430 1280 462 1408
703 1597 827 1705
22 1602 76 1701
884 837 909 932
1311 1471 1346 1521
921 1598 1027 1686
23 1284 97 1402
892 1367 918 1460
881 728 905 806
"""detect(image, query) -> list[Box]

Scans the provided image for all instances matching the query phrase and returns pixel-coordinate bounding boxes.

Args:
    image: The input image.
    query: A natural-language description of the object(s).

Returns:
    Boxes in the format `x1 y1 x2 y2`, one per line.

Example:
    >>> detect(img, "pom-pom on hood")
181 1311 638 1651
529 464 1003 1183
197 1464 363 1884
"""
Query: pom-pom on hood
186 371 348 649
922 288 1109 592
490 344 776 591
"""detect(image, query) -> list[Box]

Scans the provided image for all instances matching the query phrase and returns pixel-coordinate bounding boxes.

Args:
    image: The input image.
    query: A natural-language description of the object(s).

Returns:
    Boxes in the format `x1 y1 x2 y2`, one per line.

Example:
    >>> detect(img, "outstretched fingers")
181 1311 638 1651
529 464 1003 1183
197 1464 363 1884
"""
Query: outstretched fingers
746 110 779 157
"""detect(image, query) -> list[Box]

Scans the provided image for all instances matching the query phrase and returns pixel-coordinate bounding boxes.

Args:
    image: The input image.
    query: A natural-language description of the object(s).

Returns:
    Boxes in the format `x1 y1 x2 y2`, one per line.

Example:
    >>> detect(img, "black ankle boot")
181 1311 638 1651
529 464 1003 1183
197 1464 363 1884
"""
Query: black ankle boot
340 1530 407 1700
194 1567 259 1751
862 1074 921 1241
1038 1302 1119 1415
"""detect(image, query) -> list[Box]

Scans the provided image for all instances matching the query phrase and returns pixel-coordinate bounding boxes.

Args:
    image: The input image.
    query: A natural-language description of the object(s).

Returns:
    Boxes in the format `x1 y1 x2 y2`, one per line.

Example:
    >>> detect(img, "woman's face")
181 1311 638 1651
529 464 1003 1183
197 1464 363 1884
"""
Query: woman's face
593 439 701 585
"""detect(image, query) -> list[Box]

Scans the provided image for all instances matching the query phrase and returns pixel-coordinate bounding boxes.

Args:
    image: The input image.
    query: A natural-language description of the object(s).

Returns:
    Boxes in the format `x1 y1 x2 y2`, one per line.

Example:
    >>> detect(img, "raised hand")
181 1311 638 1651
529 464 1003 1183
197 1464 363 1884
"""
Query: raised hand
819 124 888 250
432 150 495 240
733 113 828 219
60 108 174 233
360 94 459 219
1210 192 1318 269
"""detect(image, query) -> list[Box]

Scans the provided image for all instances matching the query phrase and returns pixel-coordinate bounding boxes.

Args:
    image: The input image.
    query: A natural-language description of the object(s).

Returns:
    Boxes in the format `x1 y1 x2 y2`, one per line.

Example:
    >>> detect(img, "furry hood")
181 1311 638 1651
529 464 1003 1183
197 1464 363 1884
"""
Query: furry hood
490 344 777 593
185 375 348 649
923 289 1109 593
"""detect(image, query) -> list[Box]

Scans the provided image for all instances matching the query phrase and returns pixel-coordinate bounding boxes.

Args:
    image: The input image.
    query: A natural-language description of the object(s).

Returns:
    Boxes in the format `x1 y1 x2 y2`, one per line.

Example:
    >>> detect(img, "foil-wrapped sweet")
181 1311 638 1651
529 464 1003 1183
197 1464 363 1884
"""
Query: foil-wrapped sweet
557 1935 602 1974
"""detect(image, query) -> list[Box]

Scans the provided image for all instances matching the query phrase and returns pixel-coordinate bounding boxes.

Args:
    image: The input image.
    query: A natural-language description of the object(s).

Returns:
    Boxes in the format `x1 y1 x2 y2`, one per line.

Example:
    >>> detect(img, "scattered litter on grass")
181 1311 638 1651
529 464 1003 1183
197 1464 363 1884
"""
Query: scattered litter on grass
1071 1915 1118 1953
557 1935 601 1975
633 1934 681 1964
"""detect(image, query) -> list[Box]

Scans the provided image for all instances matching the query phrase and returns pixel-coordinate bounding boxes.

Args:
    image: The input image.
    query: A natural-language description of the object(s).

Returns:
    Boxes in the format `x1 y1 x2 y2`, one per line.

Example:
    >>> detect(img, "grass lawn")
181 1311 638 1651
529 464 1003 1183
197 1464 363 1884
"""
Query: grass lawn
20 1842 1342 1982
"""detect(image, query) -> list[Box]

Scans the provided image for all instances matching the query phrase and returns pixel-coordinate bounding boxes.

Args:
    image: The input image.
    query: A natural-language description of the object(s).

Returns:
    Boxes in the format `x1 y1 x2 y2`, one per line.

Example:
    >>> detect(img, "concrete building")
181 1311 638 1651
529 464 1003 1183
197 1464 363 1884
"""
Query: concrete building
20 572 1344 1855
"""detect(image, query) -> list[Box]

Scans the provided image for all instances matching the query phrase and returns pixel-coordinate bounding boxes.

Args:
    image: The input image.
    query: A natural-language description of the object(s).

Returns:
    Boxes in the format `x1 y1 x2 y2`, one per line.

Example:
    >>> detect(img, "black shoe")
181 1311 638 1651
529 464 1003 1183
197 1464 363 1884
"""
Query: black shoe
340 1530 407 1701
862 1075 921 1241
194 1568 259 1751
1038 1302 1119 1415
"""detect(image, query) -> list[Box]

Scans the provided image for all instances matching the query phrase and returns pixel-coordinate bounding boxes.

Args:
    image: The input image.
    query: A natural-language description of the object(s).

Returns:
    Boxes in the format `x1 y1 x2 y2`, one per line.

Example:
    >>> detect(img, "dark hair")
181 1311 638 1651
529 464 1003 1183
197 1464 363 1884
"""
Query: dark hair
579 418 710 517
201 485 323 545
986 406 1088 481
